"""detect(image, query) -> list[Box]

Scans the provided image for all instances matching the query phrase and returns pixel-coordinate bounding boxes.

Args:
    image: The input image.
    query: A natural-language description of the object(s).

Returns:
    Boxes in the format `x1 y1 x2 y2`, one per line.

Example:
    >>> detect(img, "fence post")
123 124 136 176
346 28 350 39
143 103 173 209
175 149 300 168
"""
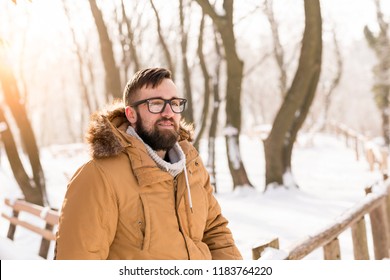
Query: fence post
385 182 390 256
366 187 390 259
6 209 19 240
351 217 370 259
252 238 279 260
354 136 359 161
323 238 341 260
380 148 388 173
366 148 375 171
344 131 349 147
39 223 54 259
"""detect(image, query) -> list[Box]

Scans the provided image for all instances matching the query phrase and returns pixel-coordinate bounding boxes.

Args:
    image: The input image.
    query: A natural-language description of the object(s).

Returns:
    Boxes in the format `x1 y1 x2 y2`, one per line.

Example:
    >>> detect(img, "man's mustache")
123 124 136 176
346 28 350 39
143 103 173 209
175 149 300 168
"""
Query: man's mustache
156 117 180 136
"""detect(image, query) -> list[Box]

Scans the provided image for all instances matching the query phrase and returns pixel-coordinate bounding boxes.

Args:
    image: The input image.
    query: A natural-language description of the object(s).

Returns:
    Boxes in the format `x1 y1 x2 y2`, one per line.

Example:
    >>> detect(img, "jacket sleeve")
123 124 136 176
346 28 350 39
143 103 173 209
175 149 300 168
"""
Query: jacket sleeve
202 175 243 260
55 160 118 260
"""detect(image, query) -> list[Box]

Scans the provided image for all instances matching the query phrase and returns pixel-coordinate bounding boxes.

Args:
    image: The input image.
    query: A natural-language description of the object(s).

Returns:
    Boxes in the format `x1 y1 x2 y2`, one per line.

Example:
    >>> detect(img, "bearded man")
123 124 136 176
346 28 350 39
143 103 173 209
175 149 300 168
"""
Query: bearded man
54 67 242 260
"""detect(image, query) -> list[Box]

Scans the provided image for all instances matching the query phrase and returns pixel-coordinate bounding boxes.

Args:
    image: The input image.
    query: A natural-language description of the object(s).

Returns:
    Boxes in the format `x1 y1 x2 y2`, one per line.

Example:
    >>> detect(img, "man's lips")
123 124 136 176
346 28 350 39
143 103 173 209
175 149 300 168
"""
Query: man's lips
158 120 174 128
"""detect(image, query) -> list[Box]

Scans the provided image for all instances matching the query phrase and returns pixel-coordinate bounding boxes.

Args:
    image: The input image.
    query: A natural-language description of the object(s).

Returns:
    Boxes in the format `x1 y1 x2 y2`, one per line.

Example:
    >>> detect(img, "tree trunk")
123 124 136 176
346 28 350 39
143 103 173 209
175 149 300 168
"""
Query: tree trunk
118 0 141 77
193 15 211 150
264 0 288 98
63 0 93 138
321 28 343 131
179 0 194 124
381 96 390 145
0 107 44 205
195 0 253 189
264 0 322 189
88 0 122 100
207 27 223 193
150 0 176 78
0 48 48 206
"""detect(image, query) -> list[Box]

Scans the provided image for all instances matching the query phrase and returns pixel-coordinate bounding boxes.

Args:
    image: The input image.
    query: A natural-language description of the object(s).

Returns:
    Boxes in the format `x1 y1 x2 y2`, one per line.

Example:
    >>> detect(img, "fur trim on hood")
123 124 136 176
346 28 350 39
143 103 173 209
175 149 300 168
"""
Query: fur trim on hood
85 102 194 159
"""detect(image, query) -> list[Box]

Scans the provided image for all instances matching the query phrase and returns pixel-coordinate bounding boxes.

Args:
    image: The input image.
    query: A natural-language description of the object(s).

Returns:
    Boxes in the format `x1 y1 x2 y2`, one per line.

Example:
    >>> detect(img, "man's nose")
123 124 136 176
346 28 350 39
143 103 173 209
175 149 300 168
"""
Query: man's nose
161 102 174 117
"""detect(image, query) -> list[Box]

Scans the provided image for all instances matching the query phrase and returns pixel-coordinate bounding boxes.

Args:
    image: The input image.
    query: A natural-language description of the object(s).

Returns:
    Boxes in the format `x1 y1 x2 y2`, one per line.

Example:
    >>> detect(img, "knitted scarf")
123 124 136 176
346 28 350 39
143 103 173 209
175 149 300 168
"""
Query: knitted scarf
126 126 186 177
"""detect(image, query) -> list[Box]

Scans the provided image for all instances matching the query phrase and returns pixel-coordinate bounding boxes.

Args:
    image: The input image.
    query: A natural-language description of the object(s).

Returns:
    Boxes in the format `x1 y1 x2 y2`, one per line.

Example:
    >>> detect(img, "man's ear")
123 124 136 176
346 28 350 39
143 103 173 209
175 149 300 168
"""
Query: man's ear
125 106 137 124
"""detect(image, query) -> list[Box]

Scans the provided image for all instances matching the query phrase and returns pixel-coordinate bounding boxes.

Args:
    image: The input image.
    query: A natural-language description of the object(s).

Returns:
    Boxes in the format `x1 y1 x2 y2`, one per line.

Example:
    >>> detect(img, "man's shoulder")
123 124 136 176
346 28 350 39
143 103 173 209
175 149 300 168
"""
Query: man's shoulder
179 139 196 152
72 152 130 176
69 153 134 187
92 151 131 168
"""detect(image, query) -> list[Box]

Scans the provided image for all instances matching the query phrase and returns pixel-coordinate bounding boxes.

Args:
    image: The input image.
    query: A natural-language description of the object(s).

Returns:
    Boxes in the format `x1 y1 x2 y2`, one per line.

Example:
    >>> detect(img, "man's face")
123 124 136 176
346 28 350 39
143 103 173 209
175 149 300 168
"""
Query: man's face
131 79 182 151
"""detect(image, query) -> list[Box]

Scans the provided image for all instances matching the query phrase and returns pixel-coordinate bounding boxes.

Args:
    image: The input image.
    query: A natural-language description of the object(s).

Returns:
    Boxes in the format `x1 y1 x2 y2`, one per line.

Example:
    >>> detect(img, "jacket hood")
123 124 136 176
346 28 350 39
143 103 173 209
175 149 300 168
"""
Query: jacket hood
86 102 194 159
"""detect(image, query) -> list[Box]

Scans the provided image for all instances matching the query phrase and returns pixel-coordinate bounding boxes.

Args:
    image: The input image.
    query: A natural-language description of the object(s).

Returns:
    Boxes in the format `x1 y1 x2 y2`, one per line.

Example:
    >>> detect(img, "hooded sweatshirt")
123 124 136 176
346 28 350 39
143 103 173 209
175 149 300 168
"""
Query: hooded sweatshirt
54 104 242 260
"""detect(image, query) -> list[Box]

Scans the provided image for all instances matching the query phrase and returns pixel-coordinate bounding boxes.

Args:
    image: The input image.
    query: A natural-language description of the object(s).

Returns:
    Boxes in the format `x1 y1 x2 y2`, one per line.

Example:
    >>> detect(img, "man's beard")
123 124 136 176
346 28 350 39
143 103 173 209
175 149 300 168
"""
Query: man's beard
135 115 179 151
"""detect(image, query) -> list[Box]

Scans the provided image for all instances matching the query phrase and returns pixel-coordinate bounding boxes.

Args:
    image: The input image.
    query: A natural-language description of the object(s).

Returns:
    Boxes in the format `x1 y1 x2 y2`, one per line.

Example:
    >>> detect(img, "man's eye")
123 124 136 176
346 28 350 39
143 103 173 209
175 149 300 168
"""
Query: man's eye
171 100 181 106
150 100 164 106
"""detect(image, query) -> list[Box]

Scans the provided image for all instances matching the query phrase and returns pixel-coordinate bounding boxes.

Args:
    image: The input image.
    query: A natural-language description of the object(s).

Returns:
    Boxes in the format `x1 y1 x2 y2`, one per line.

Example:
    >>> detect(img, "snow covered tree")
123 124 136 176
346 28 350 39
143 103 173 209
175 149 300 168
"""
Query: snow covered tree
194 0 253 189
264 0 322 189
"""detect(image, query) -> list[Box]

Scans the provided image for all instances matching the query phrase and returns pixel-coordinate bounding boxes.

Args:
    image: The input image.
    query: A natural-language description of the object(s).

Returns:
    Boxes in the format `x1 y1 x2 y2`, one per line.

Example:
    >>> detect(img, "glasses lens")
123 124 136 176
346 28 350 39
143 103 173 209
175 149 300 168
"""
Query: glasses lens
148 99 165 113
170 98 186 113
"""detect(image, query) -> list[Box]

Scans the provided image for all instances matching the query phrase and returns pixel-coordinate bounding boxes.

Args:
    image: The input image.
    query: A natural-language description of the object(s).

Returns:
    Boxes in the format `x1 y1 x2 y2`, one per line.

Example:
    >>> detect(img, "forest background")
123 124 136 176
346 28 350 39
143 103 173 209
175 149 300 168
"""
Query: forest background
0 0 390 219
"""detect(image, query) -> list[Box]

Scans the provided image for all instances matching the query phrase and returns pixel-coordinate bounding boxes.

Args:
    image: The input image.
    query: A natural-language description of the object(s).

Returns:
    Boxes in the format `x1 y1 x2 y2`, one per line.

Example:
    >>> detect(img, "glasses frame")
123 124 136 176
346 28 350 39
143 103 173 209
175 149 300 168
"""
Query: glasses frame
131 97 187 114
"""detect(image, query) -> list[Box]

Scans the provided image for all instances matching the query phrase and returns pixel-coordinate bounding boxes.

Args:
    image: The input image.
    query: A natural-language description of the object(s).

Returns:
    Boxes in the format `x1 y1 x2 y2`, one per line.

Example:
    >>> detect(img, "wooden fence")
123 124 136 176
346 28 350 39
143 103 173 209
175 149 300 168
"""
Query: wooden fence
253 177 390 260
327 121 388 173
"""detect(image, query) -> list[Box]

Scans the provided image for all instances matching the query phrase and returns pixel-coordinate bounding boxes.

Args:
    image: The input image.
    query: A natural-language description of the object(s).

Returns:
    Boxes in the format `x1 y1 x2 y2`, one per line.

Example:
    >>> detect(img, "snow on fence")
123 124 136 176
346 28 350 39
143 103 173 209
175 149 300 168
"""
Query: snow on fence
254 176 390 260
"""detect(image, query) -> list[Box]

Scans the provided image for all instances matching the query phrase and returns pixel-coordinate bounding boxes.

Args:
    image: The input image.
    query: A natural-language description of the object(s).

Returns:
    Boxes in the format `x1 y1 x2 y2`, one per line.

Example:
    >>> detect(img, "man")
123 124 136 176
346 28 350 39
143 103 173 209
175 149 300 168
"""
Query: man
55 67 242 260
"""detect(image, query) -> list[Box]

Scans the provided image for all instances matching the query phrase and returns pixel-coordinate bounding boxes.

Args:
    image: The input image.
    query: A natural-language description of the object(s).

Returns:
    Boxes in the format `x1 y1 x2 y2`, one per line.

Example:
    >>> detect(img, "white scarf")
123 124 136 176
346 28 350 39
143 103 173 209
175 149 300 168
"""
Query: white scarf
126 126 186 177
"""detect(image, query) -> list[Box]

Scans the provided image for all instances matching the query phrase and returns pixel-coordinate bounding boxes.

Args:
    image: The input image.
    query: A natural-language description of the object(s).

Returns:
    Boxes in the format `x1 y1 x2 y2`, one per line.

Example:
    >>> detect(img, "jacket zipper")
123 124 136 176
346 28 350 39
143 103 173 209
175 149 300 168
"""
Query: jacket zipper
173 178 191 260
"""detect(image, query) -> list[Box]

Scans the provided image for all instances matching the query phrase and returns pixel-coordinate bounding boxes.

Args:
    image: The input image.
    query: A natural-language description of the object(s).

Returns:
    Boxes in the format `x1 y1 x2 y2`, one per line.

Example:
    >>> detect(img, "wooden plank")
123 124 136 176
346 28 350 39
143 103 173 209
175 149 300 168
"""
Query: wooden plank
1 213 56 241
369 202 390 259
323 238 341 260
351 217 370 259
4 198 59 226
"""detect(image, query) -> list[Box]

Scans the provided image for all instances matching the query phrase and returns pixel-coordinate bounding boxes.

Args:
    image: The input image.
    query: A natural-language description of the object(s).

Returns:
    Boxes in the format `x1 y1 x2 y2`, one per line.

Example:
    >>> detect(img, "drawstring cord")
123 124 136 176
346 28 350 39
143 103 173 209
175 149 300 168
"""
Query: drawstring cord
183 166 193 213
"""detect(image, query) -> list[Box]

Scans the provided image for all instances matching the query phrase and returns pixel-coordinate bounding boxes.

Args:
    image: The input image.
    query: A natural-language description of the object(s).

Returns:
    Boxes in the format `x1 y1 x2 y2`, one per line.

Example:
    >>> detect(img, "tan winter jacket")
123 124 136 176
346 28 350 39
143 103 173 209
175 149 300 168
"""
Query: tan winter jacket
55 105 242 260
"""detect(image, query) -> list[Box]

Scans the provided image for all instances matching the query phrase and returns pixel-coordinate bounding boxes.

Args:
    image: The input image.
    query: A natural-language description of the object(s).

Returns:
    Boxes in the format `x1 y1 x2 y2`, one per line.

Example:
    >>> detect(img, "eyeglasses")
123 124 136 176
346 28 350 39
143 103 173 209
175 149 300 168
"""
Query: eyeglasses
131 97 187 114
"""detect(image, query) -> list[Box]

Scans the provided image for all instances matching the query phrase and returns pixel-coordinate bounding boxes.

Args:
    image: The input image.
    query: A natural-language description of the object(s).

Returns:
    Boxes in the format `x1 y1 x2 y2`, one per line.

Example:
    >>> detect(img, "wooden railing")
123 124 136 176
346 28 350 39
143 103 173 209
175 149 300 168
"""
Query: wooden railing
327 121 388 173
1 198 60 259
253 178 390 260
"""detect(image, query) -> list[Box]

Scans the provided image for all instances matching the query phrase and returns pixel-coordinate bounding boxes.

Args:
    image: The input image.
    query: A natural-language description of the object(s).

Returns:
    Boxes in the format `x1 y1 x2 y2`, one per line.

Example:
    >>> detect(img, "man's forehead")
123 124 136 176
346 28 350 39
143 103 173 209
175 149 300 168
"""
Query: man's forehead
138 81 180 98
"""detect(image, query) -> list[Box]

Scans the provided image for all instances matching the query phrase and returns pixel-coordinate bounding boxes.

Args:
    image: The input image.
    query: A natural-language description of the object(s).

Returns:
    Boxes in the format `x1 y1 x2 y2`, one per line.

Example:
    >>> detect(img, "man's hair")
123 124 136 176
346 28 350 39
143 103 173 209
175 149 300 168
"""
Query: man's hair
123 67 172 106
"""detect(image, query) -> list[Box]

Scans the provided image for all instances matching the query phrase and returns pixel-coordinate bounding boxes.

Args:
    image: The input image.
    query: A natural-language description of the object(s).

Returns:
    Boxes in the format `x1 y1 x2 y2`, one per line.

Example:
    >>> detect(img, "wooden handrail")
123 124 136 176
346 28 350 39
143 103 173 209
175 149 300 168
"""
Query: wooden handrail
286 191 387 259
257 182 390 260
